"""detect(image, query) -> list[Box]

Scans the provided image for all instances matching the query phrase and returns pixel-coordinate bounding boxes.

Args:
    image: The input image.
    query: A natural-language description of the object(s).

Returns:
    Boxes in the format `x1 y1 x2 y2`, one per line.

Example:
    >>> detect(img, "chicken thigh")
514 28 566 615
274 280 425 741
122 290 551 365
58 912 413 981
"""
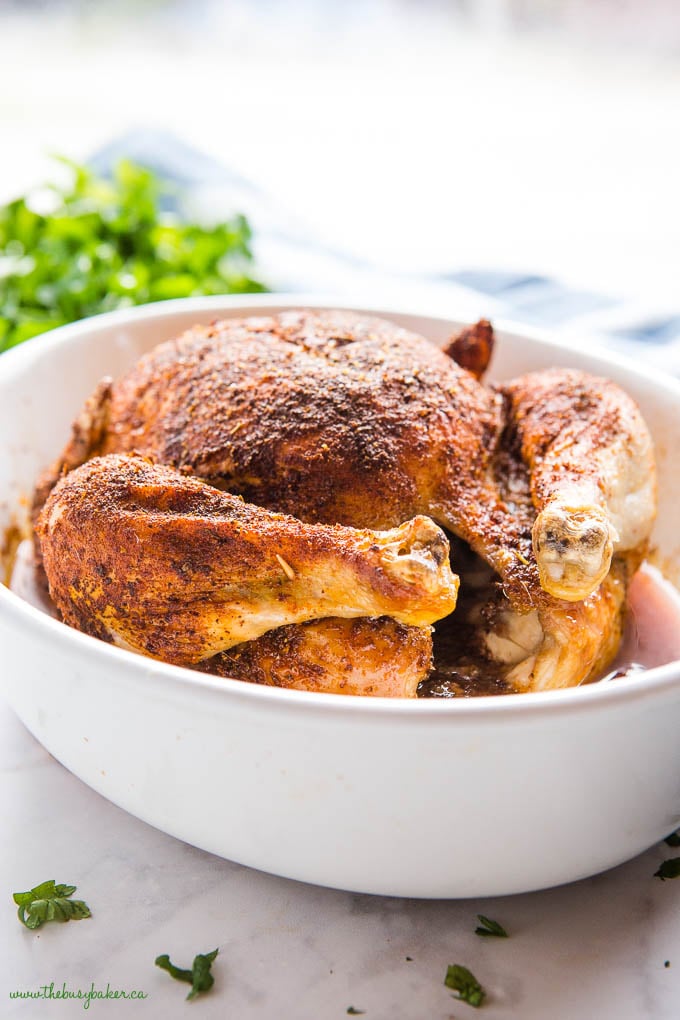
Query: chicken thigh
200 616 433 698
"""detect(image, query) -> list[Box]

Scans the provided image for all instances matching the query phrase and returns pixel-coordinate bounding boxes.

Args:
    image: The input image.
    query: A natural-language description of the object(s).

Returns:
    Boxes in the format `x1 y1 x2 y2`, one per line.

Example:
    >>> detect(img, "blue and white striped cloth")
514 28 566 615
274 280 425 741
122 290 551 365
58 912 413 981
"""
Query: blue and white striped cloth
91 129 680 374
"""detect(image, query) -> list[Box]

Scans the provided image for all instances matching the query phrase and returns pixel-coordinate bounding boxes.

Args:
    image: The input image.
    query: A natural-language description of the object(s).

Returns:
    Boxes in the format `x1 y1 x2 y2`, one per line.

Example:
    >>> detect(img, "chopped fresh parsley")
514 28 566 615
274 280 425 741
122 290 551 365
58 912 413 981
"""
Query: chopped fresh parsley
445 963 486 1008
654 858 680 881
475 915 508 938
664 830 680 847
155 948 219 1000
0 157 267 353
13 879 91 930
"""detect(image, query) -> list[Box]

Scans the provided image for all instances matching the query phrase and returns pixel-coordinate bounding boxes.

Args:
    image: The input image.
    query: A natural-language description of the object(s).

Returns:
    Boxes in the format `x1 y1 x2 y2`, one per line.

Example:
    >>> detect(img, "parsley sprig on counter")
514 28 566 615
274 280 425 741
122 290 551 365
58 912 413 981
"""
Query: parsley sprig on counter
445 963 486 1008
13 879 91 930
475 914 508 938
0 157 267 353
155 948 219 1001
655 858 680 881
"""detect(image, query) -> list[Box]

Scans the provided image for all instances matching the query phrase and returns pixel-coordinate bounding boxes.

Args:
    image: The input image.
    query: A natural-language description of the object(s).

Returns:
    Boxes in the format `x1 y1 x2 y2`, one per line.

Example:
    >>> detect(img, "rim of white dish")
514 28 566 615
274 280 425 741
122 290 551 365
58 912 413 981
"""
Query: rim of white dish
2 292 680 721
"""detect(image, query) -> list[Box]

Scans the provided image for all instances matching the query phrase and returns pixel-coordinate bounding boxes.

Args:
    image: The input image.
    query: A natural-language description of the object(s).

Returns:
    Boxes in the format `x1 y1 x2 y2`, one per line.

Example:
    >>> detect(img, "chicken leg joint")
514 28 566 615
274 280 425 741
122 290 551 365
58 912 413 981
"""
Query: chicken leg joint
533 500 618 601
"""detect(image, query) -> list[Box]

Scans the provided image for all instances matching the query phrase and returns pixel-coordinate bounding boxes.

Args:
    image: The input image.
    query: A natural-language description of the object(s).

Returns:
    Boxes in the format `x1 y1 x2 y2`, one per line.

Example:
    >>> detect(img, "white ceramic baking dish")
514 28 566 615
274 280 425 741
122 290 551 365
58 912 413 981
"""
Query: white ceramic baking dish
1 295 679 898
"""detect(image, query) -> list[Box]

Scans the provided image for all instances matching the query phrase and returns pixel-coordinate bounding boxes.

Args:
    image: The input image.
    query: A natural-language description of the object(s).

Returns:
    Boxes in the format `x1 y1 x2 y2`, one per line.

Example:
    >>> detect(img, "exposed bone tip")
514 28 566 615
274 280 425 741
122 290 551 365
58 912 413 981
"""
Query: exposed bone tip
382 516 459 611
532 502 616 601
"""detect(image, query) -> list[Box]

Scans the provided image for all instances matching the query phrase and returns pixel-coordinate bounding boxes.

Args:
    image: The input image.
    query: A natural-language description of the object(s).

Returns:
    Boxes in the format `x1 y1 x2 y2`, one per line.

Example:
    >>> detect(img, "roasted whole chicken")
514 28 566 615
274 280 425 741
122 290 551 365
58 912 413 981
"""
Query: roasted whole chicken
34 310 657 696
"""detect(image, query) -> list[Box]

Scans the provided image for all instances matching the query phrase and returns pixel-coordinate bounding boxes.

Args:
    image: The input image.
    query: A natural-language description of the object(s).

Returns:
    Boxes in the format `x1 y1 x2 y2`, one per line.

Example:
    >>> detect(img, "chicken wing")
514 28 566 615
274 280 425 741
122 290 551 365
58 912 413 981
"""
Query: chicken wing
442 317 495 380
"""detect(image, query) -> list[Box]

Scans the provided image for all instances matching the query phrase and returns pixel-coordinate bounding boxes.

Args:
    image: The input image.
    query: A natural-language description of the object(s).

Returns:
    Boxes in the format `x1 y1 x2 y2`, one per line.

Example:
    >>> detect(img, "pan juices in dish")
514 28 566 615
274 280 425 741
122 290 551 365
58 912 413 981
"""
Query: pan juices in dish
32 311 658 696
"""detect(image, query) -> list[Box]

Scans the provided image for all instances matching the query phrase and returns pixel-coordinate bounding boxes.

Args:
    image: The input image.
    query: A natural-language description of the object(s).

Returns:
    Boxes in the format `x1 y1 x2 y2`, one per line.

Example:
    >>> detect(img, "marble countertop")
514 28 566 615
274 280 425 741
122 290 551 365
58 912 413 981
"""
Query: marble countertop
1 698 679 1019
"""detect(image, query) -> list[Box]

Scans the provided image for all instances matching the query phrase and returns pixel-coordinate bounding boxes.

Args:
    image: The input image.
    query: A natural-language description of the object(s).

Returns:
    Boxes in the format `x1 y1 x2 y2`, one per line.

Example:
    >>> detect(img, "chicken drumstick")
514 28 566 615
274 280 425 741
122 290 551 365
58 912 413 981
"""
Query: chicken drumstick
37 454 458 668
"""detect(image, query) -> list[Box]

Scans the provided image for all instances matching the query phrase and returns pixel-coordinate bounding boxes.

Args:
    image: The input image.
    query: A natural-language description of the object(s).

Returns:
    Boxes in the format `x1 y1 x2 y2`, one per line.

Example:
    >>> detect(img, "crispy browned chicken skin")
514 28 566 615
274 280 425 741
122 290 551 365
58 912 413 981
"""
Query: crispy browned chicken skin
100 311 500 534
35 311 656 692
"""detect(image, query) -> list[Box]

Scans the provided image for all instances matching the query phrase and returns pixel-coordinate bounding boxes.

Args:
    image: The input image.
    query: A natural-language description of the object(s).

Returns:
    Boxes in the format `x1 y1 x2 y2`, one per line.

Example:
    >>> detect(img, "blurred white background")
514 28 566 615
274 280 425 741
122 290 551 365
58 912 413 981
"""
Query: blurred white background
1 0 679 303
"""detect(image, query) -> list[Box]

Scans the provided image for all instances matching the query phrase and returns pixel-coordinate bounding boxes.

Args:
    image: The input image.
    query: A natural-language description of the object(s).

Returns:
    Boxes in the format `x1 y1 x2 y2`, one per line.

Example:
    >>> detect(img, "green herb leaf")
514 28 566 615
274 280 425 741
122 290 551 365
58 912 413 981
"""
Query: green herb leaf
154 955 194 984
0 158 267 354
475 914 508 938
12 879 91 929
664 830 680 847
186 950 219 1002
347 1009 366 1016
655 858 680 881
155 948 219 1001
445 964 486 1008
